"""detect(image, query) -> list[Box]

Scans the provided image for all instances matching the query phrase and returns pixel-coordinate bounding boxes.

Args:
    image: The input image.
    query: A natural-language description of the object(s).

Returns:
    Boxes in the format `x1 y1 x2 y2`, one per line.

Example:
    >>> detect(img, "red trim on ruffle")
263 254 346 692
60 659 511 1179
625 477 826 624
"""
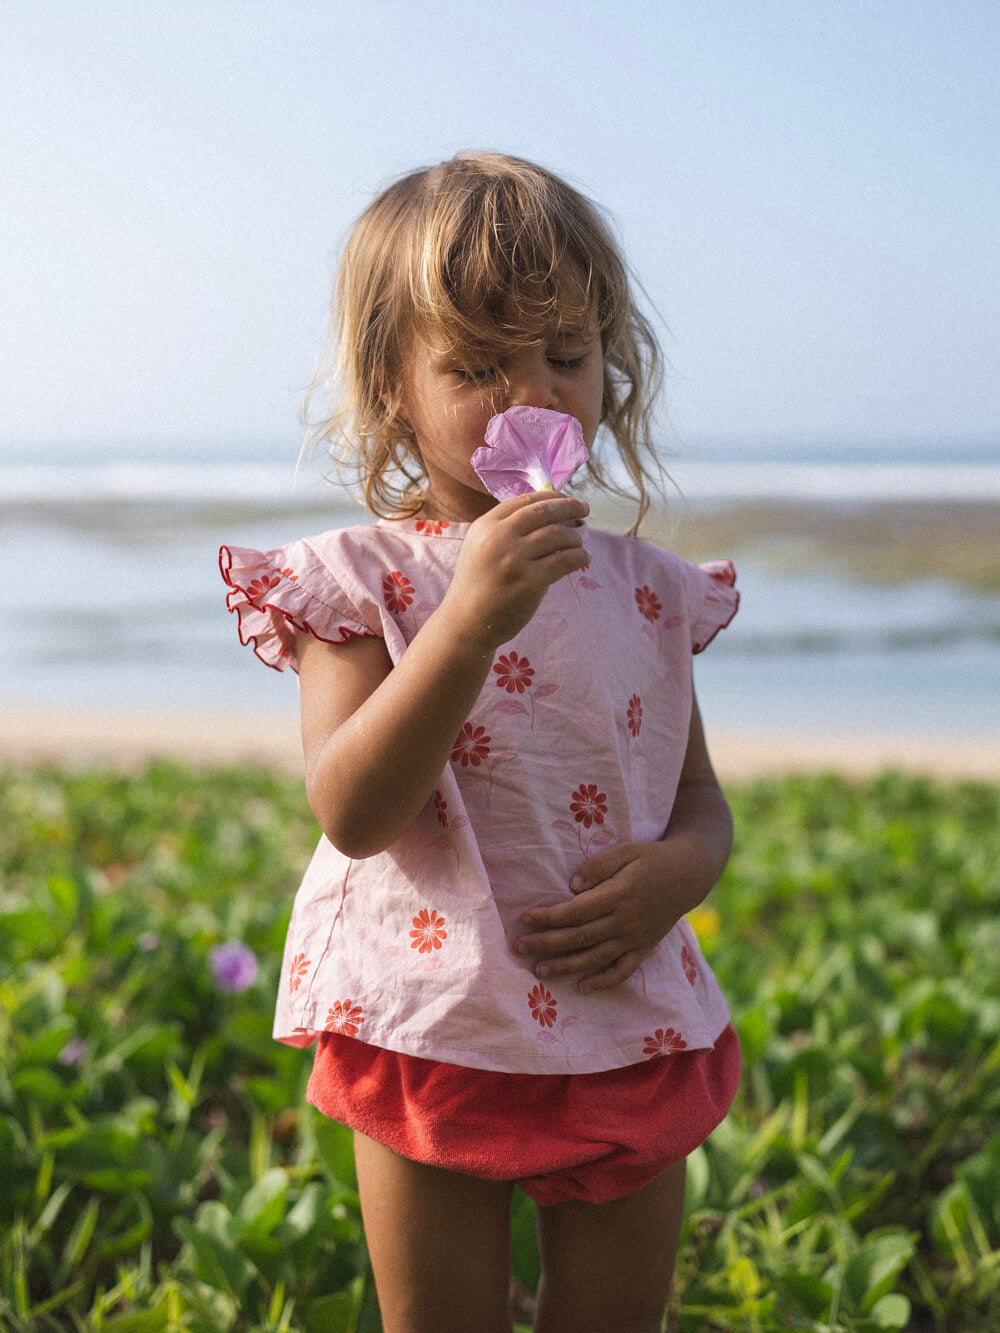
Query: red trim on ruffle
692 560 739 654
219 544 375 673
693 590 740 654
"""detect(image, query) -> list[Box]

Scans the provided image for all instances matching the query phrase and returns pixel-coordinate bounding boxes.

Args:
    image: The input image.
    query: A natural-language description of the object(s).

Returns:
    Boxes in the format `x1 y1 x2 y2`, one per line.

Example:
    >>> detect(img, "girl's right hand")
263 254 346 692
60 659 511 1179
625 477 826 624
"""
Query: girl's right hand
440 492 591 650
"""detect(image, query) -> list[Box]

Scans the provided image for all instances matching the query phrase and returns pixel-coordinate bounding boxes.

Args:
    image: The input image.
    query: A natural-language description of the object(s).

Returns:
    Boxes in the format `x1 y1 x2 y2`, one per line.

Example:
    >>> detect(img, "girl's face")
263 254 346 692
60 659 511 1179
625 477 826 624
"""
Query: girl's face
401 323 605 521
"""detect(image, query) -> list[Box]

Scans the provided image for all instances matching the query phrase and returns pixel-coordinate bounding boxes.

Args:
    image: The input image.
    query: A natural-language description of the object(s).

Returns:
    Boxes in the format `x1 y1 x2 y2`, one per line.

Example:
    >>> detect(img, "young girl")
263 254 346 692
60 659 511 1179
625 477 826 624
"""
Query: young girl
221 152 740 1333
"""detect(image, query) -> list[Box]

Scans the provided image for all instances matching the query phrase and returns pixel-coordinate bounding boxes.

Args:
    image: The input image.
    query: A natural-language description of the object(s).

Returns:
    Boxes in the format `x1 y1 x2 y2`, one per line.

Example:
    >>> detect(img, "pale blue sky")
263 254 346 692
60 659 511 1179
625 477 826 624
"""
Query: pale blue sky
3 0 998 454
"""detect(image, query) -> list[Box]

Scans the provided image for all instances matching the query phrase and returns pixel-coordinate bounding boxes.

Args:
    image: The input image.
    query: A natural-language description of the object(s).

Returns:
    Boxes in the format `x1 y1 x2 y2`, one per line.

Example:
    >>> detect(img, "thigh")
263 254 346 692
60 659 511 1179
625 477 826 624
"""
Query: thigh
533 1158 687 1333
353 1130 515 1333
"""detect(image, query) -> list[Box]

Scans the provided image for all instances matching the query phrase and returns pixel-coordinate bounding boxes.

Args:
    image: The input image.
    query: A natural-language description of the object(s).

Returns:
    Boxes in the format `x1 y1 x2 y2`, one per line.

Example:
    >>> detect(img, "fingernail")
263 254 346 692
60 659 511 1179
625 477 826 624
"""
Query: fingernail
570 875 583 890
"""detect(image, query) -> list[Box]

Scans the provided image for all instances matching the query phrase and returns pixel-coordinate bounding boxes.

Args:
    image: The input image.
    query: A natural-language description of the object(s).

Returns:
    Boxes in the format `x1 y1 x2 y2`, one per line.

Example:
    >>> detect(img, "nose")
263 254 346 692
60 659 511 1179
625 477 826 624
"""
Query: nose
506 349 558 411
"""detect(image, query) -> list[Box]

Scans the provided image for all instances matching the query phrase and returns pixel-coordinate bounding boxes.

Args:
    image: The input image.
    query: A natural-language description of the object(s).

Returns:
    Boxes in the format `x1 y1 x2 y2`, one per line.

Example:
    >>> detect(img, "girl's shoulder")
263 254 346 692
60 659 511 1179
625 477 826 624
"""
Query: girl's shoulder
303 515 468 562
583 525 701 578
582 527 738 654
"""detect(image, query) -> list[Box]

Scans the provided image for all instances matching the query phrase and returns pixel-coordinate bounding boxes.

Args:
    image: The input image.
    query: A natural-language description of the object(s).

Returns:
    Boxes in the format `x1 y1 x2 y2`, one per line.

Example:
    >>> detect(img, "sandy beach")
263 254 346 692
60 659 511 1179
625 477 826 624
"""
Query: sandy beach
2 708 996 782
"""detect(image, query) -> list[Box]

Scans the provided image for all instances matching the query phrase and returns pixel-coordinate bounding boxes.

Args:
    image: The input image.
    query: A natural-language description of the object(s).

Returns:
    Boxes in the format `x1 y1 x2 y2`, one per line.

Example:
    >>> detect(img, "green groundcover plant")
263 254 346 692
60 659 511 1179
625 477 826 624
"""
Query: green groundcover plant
1 764 998 1331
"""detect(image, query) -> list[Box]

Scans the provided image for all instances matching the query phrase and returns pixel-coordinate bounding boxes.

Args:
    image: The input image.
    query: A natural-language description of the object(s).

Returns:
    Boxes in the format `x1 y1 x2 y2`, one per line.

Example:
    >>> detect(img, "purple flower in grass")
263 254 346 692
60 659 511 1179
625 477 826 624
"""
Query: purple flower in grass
59 1037 87 1067
471 407 588 501
209 940 258 993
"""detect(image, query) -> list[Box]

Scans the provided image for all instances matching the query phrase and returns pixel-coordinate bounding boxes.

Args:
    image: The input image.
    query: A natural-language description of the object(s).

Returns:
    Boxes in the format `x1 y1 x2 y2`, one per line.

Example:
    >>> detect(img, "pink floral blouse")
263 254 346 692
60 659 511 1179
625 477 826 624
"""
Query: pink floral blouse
220 519 739 1074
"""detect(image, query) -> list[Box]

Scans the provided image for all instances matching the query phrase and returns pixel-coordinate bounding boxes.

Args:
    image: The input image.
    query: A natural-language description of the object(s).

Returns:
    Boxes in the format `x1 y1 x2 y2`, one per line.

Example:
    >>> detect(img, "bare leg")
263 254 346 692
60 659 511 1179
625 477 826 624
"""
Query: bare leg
533 1158 687 1333
353 1131 516 1333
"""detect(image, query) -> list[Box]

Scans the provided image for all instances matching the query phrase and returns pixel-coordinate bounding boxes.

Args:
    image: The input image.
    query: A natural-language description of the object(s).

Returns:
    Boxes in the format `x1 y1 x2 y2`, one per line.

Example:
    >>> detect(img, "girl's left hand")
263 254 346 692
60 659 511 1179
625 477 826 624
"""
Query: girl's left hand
513 838 714 993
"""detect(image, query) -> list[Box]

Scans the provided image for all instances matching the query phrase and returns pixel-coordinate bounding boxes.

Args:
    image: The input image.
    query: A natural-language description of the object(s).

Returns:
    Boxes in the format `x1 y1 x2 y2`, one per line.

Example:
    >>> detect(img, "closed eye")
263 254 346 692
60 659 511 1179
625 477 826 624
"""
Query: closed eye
452 365 502 385
548 356 587 371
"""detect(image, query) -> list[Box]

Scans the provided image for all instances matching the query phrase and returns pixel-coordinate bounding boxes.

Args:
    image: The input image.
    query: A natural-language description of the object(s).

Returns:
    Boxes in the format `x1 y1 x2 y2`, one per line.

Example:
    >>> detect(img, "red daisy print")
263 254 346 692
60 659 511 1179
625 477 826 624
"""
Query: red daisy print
528 983 558 1028
410 909 447 953
324 999 364 1037
451 722 491 767
634 585 662 623
434 789 448 826
382 570 415 613
627 694 643 737
414 518 450 535
280 566 298 581
681 944 698 986
643 1027 688 1058
493 651 535 694
247 573 281 601
570 783 608 828
288 952 311 993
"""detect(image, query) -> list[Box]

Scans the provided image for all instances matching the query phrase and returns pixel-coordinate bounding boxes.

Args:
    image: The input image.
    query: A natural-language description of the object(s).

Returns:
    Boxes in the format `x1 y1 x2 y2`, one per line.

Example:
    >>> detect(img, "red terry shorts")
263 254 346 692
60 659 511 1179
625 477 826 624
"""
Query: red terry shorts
306 1023 740 1206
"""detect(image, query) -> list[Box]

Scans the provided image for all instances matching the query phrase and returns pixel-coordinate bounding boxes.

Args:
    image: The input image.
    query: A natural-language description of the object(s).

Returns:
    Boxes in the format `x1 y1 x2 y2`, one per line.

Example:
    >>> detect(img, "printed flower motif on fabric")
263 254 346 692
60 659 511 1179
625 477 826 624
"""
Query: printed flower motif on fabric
634 584 661 623
489 651 560 730
634 584 684 642
383 902 452 971
570 783 607 827
247 573 282 602
451 722 491 767
617 693 645 766
382 568 438 634
288 952 312 994
643 1027 688 1057
627 694 643 737
528 983 578 1048
451 722 516 802
552 783 617 858
493 651 534 693
428 789 470 867
410 909 447 953
324 999 364 1037
681 943 699 986
280 566 298 581
414 518 450 535
382 570 415 613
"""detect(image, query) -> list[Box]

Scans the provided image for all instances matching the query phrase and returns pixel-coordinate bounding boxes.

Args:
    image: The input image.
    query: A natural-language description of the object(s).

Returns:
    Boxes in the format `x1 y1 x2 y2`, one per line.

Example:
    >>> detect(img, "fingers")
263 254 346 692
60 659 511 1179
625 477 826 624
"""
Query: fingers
534 938 627 982
569 842 641 893
579 950 644 994
497 491 590 530
515 907 615 959
519 886 613 935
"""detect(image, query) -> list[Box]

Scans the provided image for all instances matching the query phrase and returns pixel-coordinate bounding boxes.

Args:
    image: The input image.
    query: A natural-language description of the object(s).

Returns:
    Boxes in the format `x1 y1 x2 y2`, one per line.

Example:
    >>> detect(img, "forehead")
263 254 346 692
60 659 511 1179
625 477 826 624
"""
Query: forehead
411 309 601 360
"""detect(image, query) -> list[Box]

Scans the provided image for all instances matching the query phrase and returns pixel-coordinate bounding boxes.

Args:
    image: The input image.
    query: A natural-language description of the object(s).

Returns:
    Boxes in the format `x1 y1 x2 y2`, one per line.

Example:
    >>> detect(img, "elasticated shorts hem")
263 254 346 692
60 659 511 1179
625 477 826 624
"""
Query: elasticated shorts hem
306 1023 741 1205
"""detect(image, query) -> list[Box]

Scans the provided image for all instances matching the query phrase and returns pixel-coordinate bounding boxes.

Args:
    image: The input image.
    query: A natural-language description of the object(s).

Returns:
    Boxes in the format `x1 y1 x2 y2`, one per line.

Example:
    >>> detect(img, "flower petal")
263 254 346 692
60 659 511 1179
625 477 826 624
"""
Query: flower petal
471 407 589 500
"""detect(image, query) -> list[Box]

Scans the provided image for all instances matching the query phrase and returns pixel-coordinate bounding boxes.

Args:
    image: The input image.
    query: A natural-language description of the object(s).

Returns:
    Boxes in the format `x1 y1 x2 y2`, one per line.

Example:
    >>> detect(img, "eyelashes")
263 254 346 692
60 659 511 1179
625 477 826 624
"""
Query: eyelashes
452 355 588 384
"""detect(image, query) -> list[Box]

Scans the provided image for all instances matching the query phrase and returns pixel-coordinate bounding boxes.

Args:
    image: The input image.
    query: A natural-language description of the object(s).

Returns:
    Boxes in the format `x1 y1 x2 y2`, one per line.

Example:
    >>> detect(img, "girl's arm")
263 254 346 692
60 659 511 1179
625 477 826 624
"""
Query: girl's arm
513 690 733 993
297 492 589 859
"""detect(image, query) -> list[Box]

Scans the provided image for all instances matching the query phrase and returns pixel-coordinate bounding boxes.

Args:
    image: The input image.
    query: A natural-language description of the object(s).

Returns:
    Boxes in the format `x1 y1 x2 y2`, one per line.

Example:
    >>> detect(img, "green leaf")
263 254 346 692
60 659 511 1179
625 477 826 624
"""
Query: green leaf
173 1211 256 1300
301 1288 362 1333
509 1188 540 1292
311 1112 357 1191
779 1269 834 1318
232 1168 289 1241
868 1292 912 1329
841 1231 915 1314
100 1305 172 1333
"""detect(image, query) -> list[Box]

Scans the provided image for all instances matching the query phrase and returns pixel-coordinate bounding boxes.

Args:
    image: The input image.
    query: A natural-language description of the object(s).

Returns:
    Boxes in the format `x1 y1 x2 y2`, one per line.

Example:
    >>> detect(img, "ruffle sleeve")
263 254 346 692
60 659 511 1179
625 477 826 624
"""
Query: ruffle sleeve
688 560 739 654
219 539 378 672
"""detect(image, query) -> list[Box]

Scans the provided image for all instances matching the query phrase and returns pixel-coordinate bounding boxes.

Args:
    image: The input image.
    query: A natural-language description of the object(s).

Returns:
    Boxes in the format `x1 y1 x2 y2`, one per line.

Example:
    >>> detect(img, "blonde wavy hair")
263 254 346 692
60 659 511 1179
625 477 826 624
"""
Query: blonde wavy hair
302 151 666 530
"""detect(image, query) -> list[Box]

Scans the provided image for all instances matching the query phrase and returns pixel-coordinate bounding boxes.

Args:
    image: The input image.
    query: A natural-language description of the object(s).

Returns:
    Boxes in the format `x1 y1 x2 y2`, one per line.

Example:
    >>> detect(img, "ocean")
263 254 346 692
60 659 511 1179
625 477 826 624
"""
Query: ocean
4 438 999 743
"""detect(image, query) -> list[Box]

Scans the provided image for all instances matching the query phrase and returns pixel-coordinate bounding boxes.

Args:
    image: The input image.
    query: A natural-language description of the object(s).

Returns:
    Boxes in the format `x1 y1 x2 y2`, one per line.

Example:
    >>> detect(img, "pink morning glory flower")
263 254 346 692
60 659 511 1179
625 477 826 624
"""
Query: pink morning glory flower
209 940 259 993
471 407 588 501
